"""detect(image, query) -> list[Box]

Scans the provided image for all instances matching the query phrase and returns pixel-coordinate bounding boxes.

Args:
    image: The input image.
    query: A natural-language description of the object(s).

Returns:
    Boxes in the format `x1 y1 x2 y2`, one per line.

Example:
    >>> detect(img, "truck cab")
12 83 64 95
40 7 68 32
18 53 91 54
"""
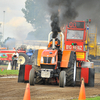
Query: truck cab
64 21 88 61
65 21 87 51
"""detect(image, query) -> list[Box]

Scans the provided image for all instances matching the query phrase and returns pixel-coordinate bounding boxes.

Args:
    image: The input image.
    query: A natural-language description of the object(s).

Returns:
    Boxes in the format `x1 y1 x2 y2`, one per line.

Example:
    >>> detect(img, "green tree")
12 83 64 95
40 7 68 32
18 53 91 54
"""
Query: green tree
22 0 50 40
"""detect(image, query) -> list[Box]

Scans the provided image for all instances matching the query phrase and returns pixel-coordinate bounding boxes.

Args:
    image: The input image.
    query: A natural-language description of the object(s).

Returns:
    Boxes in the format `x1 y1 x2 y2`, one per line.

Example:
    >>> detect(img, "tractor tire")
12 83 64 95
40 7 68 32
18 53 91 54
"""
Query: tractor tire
17 53 29 65
87 68 95 87
30 50 40 70
30 50 42 84
59 71 66 87
29 68 36 85
30 50 38 65
30 53 35 65
65 52 77 86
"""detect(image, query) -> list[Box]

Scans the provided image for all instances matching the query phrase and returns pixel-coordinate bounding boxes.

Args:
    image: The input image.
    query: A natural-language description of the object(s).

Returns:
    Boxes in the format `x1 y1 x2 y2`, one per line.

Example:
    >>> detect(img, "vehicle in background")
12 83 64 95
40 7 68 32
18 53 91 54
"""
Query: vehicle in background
0 49 29 65
26 49 35 58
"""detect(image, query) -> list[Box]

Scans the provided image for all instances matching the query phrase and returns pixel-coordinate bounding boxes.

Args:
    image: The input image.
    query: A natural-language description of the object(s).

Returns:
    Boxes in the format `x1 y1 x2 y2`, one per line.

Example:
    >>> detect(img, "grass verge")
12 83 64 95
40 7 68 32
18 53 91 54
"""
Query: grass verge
86 96 100 100
0 69 19 76
74 96 100 100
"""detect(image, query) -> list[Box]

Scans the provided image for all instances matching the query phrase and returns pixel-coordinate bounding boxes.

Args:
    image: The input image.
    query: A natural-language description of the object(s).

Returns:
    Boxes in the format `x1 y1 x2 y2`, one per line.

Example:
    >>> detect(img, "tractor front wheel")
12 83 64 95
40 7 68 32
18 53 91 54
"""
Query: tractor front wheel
59 71 66 87
29 68 36 85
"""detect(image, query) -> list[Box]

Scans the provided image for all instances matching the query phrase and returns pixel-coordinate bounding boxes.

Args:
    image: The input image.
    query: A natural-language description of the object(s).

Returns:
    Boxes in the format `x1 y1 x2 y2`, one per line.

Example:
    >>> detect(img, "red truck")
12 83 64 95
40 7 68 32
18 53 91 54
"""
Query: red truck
0 49 29 65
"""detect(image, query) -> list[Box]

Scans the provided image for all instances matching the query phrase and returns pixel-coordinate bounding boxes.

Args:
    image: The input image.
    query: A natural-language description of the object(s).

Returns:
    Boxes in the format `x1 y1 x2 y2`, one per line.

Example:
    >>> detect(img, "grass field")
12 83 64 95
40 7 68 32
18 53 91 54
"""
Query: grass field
0 69 19 75
74 96 100 100
86 96 100 100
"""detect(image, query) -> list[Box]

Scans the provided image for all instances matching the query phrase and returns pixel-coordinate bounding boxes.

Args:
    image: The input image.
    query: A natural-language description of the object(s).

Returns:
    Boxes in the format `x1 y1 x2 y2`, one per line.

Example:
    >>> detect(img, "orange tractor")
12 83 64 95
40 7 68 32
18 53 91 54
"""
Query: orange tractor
29 20 95 87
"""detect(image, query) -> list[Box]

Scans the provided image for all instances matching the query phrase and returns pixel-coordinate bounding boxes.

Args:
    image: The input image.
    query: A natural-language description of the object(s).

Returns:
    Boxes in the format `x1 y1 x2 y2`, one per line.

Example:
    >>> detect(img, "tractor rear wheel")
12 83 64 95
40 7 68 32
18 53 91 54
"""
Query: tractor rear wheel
30 50 42 84
59 71 66 87
29 68 36 85
64 52 76 86
17 53 29 65
30 50 38 65
30 50 40 70
66 61 76 86
66 62 76 86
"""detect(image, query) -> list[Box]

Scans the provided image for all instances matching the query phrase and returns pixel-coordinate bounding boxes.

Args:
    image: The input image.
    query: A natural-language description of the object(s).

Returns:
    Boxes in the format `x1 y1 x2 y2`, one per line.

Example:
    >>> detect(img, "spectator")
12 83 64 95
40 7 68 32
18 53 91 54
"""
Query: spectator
12 50 19 70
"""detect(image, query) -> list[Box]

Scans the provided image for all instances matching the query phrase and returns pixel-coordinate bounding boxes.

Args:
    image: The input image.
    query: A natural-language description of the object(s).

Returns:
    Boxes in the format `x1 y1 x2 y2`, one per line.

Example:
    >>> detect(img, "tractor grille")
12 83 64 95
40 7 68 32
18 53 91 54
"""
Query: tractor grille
41 65 55 69
43 57 52 63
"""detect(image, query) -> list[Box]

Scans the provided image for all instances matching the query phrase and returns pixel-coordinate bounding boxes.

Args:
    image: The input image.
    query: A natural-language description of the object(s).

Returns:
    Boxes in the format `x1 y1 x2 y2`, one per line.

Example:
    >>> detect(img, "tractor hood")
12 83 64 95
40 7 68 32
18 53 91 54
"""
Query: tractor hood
40 49 58 65
41 49 57 57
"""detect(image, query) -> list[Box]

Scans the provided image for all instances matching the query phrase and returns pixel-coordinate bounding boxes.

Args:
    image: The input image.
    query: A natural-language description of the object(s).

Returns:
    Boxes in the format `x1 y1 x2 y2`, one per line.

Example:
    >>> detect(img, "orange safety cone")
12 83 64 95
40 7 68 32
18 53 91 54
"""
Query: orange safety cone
78 79 86 100
23 83 31 100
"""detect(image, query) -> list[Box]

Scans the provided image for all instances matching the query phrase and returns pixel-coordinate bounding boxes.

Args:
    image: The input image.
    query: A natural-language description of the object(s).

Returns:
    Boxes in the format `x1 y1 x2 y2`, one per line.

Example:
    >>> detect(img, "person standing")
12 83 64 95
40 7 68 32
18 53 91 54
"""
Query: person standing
12 50 19 70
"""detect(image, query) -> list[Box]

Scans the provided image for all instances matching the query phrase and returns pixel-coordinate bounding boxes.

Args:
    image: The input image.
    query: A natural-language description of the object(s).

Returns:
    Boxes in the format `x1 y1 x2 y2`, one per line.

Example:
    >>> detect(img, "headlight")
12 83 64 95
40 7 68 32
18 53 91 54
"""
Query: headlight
41 57 43 63
51 57 55 63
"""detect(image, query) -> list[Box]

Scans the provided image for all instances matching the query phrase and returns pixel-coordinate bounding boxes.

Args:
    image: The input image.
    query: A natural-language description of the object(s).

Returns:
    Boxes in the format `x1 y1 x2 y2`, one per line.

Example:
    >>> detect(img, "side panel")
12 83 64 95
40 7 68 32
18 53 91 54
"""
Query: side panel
87 68 95 87
81 61 94 68
37 49 45 66
18 65 25 82
76 51 87 61
18 64 32 82
24 65 32 81
81 68 89 84
0 50 26 61
79 67 94 87
60 50 71 68
65 41 84 51
0 51 15 61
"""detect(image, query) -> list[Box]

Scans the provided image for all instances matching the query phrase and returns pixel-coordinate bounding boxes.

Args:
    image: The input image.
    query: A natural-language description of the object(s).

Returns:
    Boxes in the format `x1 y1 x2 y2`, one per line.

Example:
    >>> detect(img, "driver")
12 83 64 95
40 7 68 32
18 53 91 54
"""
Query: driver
72 33 80 39
48 38 60 49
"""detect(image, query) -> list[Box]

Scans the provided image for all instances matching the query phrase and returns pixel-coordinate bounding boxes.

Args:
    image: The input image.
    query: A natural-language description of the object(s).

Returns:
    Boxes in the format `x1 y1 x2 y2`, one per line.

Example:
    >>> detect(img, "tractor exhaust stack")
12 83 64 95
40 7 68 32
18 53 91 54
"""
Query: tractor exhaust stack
52 38 55 49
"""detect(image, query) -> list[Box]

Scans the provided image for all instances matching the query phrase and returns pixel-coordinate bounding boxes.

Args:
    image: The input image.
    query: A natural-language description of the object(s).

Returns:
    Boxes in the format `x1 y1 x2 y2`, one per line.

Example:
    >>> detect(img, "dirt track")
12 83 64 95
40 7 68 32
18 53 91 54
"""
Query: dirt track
0 73 100 100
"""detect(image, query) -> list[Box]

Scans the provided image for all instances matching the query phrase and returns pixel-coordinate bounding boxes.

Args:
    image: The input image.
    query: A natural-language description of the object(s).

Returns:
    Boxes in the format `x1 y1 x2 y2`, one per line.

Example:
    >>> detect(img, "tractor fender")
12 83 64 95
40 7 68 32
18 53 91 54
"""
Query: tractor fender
81 67 95 87
60 51 76 68
31 49 44 66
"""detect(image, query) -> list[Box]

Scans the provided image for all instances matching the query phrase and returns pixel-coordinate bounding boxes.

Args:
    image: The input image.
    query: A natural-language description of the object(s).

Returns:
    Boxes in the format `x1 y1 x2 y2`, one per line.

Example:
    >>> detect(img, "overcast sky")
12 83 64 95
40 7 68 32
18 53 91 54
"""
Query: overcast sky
0 0 100 42
0 0 33 41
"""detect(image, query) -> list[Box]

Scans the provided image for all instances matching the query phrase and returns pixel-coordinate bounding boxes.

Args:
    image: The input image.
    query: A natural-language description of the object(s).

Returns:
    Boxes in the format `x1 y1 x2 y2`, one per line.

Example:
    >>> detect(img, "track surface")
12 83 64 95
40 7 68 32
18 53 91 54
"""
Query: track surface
0 73 100 100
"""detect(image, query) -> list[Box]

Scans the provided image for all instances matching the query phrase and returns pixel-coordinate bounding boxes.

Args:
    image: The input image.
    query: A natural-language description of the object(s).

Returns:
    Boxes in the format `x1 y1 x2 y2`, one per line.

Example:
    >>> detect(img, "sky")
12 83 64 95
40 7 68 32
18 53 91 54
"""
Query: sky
0 0 100 42
0 0 33 41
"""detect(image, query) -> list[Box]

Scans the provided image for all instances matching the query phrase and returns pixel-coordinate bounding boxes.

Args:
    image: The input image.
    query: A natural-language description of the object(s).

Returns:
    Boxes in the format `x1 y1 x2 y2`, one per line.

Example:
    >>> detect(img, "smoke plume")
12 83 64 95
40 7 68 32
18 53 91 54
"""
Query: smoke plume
46 0 100 41
74 0 100 41
51 12 61 38
24 0 100 42
4 38 16 50
47 0 78 38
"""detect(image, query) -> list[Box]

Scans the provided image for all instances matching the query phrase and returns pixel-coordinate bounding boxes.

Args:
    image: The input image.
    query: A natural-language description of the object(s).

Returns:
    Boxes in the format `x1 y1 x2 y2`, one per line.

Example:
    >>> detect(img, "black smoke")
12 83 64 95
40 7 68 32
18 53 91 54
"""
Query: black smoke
24 0 100 41
74 0 100 41
51 12 61 38
47 0 78 38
